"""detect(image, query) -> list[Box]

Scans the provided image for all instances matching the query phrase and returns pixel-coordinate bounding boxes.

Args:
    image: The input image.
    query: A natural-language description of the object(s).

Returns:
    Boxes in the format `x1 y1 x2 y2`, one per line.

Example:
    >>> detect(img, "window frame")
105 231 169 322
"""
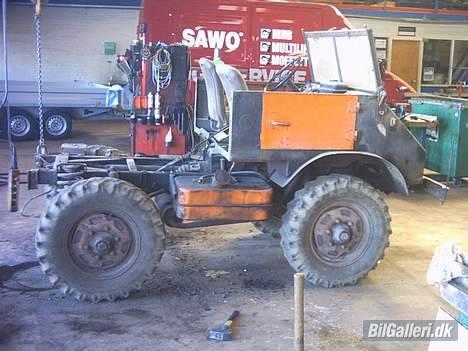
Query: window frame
420 38 453 87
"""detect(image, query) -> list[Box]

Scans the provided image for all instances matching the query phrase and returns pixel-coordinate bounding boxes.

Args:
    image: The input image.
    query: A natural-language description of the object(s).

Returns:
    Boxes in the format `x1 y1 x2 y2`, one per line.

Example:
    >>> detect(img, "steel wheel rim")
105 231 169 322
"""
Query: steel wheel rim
45 114 67 136
69 212 137 277
10 114 31 137
309 202 372 267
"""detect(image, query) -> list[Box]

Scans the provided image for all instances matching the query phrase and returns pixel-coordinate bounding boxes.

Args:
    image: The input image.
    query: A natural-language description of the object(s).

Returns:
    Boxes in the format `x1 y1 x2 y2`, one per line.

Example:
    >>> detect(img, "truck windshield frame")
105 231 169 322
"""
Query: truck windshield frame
304 29 383 94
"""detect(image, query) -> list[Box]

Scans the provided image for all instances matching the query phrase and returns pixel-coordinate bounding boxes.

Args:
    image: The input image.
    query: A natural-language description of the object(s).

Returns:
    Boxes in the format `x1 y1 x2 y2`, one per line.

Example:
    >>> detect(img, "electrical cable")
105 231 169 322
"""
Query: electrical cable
20 188 53 218
152 48 172 90
189 138 210 154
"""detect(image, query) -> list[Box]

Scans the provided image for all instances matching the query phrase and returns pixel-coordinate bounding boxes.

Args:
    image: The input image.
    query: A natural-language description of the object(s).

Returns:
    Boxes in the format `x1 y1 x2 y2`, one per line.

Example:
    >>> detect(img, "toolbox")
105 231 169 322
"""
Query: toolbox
411 95 468 178
174 175 272 221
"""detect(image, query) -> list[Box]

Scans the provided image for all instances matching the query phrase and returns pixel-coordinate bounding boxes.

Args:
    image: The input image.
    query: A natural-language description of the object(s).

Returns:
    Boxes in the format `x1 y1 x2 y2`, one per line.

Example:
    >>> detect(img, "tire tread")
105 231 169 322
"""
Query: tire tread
36 177 165 302
279 174 391 288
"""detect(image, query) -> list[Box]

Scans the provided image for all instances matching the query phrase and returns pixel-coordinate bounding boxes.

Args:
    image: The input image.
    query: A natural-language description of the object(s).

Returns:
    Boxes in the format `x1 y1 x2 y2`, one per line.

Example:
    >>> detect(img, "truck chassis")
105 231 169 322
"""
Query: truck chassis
16 29 445 302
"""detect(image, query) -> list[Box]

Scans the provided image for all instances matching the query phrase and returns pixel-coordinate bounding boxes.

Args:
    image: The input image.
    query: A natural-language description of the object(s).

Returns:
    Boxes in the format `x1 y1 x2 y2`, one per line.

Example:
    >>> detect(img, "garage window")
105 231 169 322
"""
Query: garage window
452 40 468 84
422 39 451 85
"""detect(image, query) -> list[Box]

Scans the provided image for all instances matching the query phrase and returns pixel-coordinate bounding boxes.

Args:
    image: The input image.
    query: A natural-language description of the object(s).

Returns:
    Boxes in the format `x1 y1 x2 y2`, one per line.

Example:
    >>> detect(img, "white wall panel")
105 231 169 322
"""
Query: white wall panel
0 5 139 83
349 17 468 41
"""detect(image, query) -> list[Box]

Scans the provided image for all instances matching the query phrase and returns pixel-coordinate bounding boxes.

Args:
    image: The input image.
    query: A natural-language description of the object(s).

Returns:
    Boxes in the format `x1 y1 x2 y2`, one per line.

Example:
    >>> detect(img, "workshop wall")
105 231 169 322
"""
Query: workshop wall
0 4 139 84
350 18 467 40
348 17 468 92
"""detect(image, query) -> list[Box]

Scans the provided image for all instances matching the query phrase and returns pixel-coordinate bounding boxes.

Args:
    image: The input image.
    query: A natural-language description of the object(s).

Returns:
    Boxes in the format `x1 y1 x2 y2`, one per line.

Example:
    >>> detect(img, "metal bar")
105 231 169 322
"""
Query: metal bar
423 175 450 203
332 37 343 82
448 39 455 85
294 272 304 351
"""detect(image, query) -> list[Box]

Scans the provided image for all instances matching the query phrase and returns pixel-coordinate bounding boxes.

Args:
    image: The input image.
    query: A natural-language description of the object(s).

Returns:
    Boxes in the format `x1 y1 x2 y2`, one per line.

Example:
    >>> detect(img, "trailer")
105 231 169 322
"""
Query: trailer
0 80 115 141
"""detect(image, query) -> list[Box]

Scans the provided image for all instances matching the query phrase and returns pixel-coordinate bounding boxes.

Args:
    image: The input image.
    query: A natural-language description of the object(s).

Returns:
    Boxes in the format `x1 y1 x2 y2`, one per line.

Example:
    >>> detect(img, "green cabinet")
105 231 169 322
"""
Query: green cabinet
411 96 468 178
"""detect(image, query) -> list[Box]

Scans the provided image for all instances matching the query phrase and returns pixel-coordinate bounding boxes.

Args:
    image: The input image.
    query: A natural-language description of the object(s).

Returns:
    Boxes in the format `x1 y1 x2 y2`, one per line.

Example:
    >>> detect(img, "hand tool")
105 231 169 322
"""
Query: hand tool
208 310 239 341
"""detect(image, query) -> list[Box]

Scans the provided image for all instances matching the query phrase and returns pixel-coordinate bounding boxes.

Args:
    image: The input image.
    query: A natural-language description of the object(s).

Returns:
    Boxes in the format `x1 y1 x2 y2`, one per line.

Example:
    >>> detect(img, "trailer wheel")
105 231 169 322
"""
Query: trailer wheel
36 177 166 302
254 217 281 238
280 174 391 287
9 109 37 141
43 110 72 139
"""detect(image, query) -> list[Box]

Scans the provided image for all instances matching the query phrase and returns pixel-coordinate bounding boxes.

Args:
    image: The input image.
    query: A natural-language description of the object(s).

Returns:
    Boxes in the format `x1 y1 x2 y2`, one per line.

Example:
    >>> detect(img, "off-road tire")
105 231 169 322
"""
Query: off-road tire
36 177 165 302
254 217 281 238
280 175 391 287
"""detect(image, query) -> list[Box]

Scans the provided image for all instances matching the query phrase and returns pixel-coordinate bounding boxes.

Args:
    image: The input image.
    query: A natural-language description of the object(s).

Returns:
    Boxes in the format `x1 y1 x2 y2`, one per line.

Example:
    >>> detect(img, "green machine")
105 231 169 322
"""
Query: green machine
410 95 468 178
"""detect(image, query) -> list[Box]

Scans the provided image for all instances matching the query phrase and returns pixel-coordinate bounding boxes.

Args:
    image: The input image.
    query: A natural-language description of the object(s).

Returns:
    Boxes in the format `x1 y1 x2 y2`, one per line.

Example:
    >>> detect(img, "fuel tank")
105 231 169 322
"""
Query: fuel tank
174 175 272 221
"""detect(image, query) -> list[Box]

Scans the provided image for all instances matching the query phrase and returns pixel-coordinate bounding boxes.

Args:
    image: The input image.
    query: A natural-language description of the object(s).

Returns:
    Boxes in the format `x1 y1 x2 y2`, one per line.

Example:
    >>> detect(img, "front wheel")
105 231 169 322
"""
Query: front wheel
36 178 165 302
280 175 391 287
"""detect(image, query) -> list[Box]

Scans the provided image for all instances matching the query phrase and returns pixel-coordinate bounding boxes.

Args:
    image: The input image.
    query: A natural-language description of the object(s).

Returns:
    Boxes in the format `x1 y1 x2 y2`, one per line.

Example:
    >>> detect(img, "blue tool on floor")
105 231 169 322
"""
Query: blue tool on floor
208 310 240 341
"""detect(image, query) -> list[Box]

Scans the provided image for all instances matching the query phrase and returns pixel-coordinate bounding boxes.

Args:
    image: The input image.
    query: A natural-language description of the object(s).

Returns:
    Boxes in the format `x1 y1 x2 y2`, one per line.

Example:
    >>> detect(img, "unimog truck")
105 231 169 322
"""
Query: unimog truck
13 29 445 302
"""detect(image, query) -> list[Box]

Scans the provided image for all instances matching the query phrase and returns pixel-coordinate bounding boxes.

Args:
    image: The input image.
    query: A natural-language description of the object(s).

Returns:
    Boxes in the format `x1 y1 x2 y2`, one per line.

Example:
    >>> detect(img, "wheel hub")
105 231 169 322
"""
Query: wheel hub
312 206 365 264
46 115 66 136
70 213 133 271
89 234 113 256
331 221 352 245
10 115 30 136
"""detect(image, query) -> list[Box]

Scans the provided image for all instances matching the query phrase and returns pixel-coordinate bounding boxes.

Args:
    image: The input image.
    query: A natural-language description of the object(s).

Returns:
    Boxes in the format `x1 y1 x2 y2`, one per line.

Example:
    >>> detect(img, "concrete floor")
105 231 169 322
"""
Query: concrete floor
0 120 466 351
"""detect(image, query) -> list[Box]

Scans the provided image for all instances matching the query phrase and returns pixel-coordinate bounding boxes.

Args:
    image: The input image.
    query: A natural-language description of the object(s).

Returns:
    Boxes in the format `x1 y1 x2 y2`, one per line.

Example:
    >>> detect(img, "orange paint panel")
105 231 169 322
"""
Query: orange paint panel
260 92 358 150
175 205 270 221
174 175 273 221
178 187 272 206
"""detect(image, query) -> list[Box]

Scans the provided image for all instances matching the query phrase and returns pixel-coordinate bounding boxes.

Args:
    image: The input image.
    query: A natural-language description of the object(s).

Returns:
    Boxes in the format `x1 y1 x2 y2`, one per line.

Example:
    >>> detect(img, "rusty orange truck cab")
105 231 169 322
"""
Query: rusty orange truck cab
23 29 445 302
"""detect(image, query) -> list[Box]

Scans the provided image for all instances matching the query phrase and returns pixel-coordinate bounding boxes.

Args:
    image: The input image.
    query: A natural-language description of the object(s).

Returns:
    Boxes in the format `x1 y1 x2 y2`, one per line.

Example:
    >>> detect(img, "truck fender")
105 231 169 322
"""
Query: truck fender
271 151 409 196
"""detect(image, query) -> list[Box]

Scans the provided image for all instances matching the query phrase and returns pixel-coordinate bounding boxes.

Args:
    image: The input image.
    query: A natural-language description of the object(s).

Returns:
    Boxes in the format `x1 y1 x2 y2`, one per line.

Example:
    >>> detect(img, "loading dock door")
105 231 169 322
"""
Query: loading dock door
391 40 420 90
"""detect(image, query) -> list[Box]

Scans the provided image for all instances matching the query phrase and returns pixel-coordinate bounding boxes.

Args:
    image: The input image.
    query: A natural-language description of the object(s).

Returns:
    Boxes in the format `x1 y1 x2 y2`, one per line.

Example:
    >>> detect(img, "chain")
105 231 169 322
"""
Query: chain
34 11 47 156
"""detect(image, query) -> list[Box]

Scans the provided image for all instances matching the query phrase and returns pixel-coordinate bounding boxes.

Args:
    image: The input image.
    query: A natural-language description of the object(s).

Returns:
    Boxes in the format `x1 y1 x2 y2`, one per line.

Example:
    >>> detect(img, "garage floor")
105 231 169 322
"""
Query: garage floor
1 120 466 351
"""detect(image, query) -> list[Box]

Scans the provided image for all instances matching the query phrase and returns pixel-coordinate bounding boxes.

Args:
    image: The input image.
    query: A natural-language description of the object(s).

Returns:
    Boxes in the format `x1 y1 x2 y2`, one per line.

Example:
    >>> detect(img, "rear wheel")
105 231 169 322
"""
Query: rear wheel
43 109 72 139
9 109 37 141
280 175 391 287
36 177 165 302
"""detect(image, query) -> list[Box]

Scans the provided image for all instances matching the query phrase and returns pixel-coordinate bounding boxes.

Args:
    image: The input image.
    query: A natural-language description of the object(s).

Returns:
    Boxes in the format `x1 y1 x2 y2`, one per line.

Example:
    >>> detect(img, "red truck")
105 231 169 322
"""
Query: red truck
141 0 414 105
